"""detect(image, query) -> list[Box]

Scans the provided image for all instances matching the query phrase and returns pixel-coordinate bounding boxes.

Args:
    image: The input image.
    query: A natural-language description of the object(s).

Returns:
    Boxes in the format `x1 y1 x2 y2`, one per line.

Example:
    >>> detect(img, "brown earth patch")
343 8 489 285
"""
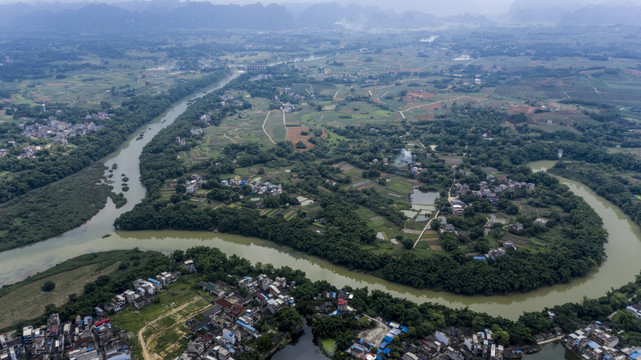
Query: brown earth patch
623 69 641 76
407 91 436 100
286 126 315 151
507 105 537 116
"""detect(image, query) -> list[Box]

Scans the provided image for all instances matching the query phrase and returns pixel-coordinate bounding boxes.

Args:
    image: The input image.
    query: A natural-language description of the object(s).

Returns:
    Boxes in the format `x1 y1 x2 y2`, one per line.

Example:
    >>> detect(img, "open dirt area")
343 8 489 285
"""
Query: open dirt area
285 126 327 151
138 297 210 360
358 316 390 347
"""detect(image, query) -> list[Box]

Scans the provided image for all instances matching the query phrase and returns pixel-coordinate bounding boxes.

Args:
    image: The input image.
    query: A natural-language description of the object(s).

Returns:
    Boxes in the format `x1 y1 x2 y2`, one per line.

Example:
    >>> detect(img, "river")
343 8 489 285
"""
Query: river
1 78 641 323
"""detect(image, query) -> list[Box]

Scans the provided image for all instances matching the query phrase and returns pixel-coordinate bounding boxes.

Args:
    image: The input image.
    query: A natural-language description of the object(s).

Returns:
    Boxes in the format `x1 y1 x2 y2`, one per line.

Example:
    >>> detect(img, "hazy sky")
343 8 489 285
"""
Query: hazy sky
0 0 634 17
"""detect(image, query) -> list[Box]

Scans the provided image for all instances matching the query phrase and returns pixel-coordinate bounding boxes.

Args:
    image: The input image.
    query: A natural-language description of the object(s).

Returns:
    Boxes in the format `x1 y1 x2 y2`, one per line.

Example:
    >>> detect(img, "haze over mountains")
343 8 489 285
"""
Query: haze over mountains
0 0 639 33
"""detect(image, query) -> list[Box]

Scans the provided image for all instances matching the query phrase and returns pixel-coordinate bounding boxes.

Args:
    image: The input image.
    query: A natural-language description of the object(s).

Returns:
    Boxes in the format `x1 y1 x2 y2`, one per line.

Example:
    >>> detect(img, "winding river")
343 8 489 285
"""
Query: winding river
1 76 640 324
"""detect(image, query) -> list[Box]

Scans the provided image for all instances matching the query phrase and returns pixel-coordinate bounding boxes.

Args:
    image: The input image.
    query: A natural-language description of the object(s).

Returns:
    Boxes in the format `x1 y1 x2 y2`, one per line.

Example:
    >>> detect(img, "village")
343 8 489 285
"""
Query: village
0 311 130 360
0 255 549 360
562 304 641 360
20 115 103 144
221 176 283 197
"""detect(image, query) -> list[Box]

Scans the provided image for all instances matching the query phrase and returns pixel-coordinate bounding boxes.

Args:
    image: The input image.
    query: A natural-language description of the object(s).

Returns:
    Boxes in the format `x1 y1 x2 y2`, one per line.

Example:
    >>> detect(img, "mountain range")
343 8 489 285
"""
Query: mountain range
0 0 639 33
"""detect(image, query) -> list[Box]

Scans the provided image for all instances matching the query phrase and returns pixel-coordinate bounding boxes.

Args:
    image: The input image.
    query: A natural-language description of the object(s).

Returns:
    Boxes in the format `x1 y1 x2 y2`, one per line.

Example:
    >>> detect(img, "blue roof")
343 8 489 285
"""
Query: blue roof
380 341 389 348
587 341 600 349
630 352 641 360
381 348 391 354
383 336 394 343
473 256 487 261
400 326 408 332
236 320 256 332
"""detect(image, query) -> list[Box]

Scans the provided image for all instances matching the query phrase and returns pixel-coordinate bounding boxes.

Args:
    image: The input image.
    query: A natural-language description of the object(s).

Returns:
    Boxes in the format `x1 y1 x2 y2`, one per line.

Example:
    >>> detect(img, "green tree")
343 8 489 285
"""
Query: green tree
274 307 304 333
256 334 272 352
41 280 55 292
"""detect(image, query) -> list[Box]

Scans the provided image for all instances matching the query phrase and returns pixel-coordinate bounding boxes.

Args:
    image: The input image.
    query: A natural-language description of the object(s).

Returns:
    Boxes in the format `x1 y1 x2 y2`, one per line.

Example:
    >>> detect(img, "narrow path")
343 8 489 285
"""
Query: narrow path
413 183 453 250
412 210 439 250
400 96 482 119
223 134 238 144
465 57 480 66
377 91 390 104
401 96 481 113
261 110 276 144
281 108 286 126
589 81 603 99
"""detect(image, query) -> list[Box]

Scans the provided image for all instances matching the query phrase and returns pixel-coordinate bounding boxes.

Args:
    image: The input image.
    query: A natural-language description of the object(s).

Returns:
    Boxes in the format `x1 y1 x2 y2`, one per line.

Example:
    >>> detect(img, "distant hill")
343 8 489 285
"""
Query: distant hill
507 0 641 26
560 5 641 27
0 1 296 32
0 1 489 33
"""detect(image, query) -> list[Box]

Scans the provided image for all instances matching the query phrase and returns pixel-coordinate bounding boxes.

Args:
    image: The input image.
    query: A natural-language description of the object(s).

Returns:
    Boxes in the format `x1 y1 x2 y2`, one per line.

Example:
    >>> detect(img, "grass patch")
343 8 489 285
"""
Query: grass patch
321 338 337 354
0 262 119 329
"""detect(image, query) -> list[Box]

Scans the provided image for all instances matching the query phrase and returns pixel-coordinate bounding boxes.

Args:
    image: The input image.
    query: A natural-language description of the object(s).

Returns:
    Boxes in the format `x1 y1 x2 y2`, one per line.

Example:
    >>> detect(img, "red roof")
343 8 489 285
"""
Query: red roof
216 298 233 308
94 318 110 327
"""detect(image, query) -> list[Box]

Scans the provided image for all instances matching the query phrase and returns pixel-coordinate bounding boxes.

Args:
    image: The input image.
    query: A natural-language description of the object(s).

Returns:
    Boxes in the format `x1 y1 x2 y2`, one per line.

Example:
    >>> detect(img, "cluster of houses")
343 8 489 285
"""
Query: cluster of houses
16 145 43 159
219 94 246 108
564 321 625 359
249 74 272 82
101 271 180 313
412 327 536 360
0 313 130 360
350 323 536 360
199 114 212 124
221 177 283 197
20 117 102 144
472 242 517 261
186 174 208 193
310 289 535 360
0 263 192 360
511 218 548 233
561 306 641 360
452 177 535 205
84 112 112 121
175 274 297 359
315 290 356 316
